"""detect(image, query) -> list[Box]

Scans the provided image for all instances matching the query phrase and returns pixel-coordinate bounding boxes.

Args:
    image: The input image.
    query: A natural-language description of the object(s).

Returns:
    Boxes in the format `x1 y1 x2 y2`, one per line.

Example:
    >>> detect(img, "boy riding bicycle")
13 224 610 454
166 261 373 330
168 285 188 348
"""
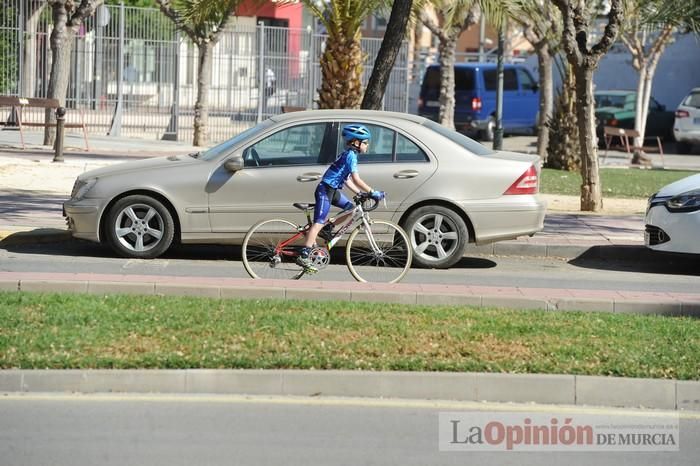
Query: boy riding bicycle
296 124 385 272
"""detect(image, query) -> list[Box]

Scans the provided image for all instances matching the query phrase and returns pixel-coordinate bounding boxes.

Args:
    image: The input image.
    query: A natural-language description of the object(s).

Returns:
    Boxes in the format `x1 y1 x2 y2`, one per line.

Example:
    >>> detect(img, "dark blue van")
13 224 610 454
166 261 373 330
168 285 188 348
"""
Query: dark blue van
418 63 540 141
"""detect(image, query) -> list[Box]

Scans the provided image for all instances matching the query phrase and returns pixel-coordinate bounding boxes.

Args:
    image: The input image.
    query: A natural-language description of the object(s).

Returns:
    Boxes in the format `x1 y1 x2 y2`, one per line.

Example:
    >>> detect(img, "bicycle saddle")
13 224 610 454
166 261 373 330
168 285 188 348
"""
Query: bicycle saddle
293 203 315 211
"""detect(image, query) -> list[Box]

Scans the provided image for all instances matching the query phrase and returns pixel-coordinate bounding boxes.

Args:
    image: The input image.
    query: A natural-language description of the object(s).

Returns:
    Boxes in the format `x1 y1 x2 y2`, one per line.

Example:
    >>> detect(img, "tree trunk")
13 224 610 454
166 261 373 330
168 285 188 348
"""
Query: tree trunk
22 3 46 97
536 44 553 159
193 41 212 147
574 65 602 212
437 36 457 130
318 28 364 109
44 1 75 146
361 0 412 110
545 64 579 171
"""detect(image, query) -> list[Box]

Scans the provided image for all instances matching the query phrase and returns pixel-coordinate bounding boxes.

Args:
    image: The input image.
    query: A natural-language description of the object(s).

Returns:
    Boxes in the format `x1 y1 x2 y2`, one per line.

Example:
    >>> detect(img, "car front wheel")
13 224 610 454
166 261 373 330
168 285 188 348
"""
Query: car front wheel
105 195 175 259
403 206 468 269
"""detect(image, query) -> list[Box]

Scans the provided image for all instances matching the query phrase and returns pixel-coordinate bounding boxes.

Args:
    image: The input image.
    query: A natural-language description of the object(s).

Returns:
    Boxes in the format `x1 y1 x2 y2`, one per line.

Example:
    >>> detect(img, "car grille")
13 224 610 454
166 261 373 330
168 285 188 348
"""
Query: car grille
645 225 670 246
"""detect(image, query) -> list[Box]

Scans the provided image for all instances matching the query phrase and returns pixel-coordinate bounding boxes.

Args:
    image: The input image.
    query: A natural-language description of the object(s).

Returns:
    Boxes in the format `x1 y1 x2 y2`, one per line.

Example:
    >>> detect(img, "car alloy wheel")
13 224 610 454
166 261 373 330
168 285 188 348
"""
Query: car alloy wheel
404 206 468 269
105 195 175 259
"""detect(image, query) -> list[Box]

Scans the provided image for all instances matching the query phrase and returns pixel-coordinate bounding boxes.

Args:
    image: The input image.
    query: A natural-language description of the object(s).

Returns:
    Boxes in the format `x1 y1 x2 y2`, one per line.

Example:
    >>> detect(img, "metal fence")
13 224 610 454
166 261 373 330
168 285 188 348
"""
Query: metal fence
0 1 409 144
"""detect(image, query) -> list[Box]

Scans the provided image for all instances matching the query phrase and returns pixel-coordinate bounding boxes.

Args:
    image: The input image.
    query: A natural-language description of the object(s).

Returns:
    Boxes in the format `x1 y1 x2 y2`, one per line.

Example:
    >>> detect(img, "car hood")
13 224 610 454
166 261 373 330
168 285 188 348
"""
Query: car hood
657 174 700 197
78 154 200 180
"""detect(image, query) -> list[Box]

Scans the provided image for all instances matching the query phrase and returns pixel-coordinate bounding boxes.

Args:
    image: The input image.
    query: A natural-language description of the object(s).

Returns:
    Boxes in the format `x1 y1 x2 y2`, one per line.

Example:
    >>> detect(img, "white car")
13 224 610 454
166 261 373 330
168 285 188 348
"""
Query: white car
673 87 700 154
645 173 700 254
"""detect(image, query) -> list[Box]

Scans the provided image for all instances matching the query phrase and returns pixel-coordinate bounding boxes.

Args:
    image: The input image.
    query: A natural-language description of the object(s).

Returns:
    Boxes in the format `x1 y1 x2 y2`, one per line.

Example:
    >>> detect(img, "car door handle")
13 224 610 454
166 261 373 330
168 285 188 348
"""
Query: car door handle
297 173 322 182
393 170 419 179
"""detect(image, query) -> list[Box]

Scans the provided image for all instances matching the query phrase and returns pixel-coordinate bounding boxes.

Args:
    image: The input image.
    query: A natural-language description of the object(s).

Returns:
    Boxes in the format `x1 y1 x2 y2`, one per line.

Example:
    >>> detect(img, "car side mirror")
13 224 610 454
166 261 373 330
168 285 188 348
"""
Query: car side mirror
532 84 540 92
224 155 244 172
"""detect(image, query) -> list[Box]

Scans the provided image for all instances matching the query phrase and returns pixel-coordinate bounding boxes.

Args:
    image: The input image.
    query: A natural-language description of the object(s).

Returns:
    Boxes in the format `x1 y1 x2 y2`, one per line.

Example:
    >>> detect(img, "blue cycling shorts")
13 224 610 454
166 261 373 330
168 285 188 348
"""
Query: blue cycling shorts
313 183 353 224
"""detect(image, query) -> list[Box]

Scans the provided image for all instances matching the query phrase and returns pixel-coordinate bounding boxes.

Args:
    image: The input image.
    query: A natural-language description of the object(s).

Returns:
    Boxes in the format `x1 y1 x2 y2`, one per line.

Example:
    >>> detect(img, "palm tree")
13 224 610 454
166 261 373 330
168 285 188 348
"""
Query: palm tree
304 0 387 109
419 0 513 131
552 0 624 212
155 0 241 146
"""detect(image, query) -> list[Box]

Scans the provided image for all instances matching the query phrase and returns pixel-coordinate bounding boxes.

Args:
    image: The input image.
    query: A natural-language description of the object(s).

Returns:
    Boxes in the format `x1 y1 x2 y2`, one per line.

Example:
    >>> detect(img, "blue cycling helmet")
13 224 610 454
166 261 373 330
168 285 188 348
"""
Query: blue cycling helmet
342 124 371 143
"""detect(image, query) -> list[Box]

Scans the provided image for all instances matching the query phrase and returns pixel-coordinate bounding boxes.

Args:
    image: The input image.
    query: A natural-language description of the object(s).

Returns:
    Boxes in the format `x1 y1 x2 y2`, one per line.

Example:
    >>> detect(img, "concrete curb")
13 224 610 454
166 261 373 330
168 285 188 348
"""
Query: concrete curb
1 369 698 411
2 277 699 317
0 227 648 260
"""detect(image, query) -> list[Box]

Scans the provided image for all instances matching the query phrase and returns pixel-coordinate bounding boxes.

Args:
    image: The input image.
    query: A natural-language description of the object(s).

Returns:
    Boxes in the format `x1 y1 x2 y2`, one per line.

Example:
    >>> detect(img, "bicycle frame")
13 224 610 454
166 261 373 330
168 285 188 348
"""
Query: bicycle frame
274 196 382 257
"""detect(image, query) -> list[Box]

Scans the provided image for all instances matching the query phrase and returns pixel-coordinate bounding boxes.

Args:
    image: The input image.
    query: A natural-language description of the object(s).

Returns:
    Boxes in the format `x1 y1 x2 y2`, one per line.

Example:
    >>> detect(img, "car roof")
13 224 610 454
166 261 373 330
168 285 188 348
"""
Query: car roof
269 109 429 126
594 90 635 96
427 62 524 70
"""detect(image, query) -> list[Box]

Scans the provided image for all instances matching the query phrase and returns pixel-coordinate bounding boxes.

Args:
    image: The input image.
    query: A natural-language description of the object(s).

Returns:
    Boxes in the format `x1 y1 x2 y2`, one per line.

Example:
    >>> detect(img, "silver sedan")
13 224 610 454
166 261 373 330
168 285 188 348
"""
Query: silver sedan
64 110 546 269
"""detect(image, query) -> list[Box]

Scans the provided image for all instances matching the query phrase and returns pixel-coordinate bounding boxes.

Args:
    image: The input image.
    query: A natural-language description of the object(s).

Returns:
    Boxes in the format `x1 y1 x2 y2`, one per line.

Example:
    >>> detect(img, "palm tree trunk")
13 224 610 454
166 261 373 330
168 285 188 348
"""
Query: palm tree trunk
437 36 457 130
44 0 75 146
318 29 364 109
574 65 602 211
536 44 553 159
193 41 212 146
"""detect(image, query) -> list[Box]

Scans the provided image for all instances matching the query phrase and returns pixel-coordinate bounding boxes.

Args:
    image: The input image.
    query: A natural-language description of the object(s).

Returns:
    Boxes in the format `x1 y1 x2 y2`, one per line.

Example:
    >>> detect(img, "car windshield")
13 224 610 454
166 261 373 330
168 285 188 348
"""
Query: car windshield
595 94 629 108
422 119 494 156
198 120 275 161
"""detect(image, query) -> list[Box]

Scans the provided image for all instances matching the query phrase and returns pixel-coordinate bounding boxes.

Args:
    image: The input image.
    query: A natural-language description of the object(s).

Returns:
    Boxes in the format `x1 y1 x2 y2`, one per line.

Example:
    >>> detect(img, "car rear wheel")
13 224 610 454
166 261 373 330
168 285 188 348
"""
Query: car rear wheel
105 195 175 259
404 206 468 269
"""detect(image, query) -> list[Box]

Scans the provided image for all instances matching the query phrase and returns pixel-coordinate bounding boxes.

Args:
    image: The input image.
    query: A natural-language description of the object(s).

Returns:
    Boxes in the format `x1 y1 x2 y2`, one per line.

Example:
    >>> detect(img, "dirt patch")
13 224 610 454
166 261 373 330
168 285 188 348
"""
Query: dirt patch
541 194 646 215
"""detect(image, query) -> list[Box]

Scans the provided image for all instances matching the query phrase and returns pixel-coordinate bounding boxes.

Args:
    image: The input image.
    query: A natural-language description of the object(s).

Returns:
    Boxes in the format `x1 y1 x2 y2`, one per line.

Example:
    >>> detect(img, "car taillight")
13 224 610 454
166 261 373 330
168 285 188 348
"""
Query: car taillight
472 97 482 111
676 110 690 118
504 165 539 195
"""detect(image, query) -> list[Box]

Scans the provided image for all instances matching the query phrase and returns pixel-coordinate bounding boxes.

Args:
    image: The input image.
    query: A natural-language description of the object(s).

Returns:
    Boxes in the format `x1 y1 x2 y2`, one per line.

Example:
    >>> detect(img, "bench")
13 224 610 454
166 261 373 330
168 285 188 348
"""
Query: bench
280 105 306 113
0 96 90 151
601 126 664 167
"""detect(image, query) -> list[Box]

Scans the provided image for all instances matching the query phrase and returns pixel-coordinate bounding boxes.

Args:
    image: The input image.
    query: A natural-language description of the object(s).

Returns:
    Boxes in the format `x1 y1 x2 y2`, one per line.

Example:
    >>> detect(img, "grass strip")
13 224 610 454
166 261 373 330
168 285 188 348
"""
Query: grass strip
541 168 698 199
0 291 698 380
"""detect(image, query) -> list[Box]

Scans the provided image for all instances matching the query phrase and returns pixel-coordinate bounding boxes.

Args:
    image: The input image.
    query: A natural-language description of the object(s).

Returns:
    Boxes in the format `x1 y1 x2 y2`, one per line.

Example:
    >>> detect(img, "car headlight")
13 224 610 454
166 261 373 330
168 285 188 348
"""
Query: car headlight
666 189 700 212
70 178 97 201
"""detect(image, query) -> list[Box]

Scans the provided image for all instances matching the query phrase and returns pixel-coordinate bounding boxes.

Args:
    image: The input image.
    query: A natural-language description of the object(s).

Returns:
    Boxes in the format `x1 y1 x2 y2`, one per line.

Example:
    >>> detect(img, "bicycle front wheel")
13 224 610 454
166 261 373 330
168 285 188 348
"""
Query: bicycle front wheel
242 219 306 280
345 220 412 283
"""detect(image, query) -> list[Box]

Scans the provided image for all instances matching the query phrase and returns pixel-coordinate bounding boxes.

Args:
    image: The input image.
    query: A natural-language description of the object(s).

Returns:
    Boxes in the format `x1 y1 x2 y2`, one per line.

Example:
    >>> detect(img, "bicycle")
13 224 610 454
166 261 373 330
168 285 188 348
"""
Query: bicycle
242 193 412 283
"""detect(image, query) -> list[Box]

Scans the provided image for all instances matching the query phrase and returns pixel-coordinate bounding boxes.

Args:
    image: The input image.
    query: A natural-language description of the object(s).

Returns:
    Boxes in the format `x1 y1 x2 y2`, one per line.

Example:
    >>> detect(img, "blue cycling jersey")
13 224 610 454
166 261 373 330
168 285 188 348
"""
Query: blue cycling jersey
322 148 358 189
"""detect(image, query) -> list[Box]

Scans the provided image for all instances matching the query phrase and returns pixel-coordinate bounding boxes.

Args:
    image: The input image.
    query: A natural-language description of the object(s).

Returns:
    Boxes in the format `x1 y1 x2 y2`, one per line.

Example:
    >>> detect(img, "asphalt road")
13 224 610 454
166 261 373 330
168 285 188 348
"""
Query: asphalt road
0 394 697 466
0 239 698 293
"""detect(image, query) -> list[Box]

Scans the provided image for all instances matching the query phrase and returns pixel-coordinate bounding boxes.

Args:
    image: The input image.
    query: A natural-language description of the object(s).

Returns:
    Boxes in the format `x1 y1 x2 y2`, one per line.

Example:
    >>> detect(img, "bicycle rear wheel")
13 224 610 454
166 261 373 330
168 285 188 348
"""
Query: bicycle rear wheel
345 220 412 283
242 219 306 280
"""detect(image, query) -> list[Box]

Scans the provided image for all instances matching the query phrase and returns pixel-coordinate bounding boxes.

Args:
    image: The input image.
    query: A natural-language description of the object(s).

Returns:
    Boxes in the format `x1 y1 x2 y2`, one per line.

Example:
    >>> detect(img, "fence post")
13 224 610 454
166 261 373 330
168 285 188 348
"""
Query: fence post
308 26 315 110
18 0 24 95
162 31 180 141
53 107 66 163
257 22 265 123
109 1 125 137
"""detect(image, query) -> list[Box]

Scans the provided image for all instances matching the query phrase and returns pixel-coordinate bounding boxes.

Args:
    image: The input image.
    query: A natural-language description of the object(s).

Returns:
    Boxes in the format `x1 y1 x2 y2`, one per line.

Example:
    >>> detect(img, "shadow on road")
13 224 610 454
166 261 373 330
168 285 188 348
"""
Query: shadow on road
569 245 699 276
1 239 499 270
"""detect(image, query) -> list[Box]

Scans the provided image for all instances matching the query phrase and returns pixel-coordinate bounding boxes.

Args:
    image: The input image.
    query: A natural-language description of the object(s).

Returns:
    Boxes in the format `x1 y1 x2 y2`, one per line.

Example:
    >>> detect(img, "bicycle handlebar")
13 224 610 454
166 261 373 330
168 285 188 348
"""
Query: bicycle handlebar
353 192 380 212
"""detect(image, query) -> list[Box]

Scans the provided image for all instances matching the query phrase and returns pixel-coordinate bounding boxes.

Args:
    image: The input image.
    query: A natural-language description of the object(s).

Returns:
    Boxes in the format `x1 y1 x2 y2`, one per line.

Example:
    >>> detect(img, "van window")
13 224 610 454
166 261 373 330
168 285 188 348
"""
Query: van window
455 68 475 91
483 69 517 91
422 67 440 90
517 68 537 91
423 67 474 92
